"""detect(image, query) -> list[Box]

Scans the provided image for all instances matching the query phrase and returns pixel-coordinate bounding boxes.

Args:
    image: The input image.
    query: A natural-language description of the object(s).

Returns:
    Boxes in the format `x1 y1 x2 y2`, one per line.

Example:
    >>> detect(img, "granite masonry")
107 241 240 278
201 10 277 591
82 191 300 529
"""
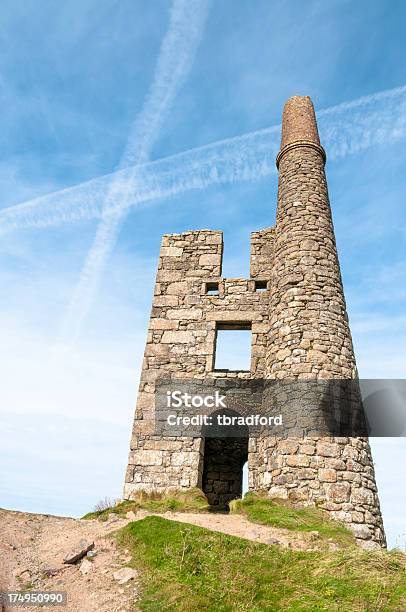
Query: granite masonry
124 96 386 548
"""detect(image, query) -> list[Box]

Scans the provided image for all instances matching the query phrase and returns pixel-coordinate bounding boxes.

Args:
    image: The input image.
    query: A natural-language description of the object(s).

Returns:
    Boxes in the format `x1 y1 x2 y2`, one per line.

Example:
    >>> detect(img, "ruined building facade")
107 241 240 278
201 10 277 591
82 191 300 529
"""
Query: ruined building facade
124 96 386 548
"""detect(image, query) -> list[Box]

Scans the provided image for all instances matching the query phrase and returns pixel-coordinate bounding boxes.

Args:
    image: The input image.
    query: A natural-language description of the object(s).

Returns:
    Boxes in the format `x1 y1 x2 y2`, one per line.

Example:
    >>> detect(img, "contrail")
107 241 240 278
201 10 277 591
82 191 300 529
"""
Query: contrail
60 0 211 344
0 126 279 233
317 83 406 158
1 84 405 237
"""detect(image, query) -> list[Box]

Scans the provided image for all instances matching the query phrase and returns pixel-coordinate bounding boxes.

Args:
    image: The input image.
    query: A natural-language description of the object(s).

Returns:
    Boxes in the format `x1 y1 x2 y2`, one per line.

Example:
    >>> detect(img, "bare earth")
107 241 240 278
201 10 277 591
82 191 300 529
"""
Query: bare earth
0 507 320 612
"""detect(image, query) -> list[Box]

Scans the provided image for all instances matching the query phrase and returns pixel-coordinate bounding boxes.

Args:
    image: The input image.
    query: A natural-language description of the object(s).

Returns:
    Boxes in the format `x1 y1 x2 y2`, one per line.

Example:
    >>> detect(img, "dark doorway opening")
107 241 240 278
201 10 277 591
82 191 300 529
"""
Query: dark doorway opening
202 408 249 511
202 437 248 510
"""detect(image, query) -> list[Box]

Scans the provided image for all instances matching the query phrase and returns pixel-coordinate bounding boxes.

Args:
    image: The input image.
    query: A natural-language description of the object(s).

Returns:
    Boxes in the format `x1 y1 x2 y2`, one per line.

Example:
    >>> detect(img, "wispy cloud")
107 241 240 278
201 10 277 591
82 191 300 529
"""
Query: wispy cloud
0 125 278 233
318 83 406 158
1 83 405 238
121 0 211 168
59 0 211 344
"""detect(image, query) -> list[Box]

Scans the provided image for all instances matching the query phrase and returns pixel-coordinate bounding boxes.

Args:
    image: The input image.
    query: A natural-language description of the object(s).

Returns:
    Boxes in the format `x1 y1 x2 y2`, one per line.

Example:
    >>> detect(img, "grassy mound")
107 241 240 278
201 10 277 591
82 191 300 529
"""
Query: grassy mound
116 515 406 611
82 488 209 521
230 492 354 544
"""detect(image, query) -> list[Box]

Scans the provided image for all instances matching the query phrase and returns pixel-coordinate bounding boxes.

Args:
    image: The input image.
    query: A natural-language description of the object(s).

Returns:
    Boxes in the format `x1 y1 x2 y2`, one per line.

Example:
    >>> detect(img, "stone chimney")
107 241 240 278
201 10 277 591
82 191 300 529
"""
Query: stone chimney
255 96 386 548
267 95 352 379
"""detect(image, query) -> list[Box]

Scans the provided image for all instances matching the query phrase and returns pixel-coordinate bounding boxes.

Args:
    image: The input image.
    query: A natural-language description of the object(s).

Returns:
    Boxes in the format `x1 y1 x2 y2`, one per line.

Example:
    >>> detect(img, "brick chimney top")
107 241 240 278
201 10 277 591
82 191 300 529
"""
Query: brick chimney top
276 96 325 168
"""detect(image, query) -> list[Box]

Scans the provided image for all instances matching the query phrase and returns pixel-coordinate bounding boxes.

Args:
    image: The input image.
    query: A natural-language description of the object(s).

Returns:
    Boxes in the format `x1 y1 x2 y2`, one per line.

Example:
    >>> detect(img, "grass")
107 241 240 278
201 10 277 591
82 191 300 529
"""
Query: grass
82 488 209 521
115 515 406 611
230 492 354 544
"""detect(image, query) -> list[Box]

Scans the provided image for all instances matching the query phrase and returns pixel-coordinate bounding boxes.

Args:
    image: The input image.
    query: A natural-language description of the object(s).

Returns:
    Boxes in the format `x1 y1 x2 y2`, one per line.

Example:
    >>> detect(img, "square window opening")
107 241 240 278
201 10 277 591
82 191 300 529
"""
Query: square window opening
206 282 219 295
214 323 252 371
255 280 268 292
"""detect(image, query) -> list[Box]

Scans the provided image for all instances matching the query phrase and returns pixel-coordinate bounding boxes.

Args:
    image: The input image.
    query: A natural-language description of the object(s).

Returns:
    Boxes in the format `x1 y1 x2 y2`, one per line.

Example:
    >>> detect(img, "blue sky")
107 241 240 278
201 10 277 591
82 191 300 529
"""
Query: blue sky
0 0 405 548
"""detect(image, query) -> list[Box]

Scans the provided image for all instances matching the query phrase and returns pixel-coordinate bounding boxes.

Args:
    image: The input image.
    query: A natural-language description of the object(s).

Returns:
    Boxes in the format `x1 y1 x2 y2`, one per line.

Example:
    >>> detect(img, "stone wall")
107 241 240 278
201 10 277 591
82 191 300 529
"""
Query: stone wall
124 229 271 499
251 436 384 547
250 227 275 279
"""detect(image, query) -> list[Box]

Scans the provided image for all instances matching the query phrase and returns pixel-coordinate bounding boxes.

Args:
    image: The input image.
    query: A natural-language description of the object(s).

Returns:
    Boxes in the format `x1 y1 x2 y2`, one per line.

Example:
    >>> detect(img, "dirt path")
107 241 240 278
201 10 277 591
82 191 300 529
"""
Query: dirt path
0 507 320 611
136 509 319 549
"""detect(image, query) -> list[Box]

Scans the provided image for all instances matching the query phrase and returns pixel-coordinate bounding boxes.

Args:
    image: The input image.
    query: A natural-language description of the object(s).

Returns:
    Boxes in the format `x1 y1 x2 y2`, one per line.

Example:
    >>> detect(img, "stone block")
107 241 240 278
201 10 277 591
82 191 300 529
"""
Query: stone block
300 444 316 455
171 452 200 467
137 393 154 410
199 254 219 266
319 468 337 482
167 309 203 320
286 455 310 467
276 348 291 360
351 488 375 506
149 319 177 330
326 483 350 503
166 281 188 295
277 440 299 454
316 442 340 458
132 450 163 466
161 331 195 344
206 311 260 321
144 343 169 356
267 486 289 499
160 247 183 257
153 295 179 306
351 524 372 540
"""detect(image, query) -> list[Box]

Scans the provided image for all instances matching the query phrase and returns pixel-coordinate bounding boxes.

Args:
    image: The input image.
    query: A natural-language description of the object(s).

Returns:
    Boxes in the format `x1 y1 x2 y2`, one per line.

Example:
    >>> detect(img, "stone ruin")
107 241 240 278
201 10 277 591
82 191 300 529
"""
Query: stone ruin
123 96 386 548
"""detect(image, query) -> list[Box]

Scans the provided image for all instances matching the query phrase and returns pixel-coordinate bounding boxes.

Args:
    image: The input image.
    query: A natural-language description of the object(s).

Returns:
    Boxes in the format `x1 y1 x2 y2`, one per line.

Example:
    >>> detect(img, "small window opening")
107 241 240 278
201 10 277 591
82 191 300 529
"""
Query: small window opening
214 323 252 371
255 280 268 292
206 281 219 295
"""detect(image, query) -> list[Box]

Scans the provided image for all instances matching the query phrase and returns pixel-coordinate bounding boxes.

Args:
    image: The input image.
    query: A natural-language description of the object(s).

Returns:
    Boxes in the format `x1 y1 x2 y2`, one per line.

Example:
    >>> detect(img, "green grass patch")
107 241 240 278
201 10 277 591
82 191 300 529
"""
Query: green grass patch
82 488 209 521
230 493 354 544
116 515 406 611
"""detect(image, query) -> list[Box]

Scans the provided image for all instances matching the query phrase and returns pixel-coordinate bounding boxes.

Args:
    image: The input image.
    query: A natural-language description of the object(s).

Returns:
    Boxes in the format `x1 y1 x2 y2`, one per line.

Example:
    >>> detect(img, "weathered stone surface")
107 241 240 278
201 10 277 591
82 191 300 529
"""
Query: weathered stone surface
63 540 94 564
278 440 299 454
79 558 93 575
351 524 373 540
199 254 219 266
160 246 183 257
113 567 138 584
149 318 177 330
166 281 187 295
316 443 341 458
326 483 351 503
319 468 337 482
161 331 195 344
132 450 163 466
286 455 310 467
167 309 202 320
351 488 375 506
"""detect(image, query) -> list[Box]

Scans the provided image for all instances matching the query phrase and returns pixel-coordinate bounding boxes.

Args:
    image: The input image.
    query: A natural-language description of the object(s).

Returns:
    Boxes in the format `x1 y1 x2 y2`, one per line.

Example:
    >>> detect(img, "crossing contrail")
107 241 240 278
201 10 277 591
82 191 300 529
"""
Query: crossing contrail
59 0 211 344
317 83 406 158
1 84 405 238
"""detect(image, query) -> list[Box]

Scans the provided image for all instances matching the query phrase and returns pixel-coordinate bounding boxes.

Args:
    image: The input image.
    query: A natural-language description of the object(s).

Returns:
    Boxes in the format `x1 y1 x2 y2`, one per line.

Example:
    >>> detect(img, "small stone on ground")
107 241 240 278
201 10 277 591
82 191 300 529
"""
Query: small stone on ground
113 567 138 584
